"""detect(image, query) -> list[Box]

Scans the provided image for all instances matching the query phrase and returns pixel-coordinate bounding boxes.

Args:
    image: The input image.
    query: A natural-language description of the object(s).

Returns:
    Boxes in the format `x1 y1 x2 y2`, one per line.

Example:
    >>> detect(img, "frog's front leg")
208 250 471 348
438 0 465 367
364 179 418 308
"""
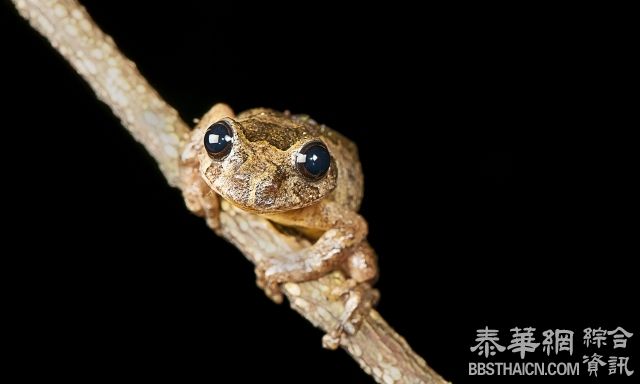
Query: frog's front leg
262 200 368 284
180 130 222 232
179 103 234 232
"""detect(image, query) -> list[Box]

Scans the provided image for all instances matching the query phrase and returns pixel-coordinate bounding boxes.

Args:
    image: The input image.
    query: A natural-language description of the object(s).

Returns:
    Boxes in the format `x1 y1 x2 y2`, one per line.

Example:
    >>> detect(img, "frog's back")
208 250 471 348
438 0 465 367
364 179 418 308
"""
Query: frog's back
237 108 364 211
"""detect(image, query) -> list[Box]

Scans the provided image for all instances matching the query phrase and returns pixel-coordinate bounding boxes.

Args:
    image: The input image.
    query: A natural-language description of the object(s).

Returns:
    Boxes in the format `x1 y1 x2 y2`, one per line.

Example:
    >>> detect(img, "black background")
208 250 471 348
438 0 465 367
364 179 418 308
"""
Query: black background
1 1 634 383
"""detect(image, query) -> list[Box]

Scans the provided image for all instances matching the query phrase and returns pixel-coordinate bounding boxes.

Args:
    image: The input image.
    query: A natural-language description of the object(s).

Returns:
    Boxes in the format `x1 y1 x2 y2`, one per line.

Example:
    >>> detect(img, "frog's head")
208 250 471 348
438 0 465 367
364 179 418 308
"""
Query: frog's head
197 109 338 213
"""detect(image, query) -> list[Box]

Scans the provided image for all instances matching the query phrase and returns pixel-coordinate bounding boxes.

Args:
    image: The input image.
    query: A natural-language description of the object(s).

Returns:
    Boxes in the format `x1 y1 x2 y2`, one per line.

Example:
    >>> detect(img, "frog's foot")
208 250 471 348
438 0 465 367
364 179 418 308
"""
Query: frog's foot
256 256 327 304
255 259 305 304
322 281 380 350
255 265 283 304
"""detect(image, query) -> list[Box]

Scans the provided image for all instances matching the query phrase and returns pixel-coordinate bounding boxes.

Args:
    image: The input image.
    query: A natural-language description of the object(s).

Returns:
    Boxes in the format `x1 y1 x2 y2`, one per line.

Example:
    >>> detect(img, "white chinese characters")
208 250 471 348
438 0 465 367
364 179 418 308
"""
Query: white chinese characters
470 326 634 377
470 327 506 357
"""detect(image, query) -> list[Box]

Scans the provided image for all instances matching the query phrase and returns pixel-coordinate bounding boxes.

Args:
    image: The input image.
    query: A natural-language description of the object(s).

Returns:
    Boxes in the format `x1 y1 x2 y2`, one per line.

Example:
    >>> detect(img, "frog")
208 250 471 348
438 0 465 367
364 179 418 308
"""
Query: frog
180 103 378 348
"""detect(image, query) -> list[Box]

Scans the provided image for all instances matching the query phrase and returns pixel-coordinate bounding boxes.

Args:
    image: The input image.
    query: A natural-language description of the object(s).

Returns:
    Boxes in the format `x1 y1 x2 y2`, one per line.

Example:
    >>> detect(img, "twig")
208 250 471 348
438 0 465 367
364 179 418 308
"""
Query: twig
220 201 447 383
12 1 448 383
12 0 189 187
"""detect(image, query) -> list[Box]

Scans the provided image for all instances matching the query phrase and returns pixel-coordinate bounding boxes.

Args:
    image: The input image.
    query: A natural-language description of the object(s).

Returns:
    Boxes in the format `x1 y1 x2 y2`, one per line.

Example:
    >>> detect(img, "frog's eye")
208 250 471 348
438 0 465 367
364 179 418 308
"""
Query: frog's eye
204 121 233 159
296 141 331 180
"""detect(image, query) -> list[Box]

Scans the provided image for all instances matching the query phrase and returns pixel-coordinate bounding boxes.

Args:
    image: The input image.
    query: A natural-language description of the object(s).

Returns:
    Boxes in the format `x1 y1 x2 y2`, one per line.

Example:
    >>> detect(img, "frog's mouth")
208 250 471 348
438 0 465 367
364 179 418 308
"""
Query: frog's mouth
211 165 335 214
218 189 324 214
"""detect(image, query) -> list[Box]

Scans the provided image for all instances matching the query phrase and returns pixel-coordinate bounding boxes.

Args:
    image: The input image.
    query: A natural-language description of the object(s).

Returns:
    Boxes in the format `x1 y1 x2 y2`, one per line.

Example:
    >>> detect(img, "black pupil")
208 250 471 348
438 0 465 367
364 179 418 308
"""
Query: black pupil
204 122 232 155
300 143 330 178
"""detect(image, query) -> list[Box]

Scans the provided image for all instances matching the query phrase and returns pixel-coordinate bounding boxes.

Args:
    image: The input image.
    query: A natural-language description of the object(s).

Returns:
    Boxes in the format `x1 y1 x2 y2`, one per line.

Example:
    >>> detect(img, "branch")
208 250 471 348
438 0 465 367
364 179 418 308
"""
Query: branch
12 0 190 187
220 201 447 383
12 1 448 383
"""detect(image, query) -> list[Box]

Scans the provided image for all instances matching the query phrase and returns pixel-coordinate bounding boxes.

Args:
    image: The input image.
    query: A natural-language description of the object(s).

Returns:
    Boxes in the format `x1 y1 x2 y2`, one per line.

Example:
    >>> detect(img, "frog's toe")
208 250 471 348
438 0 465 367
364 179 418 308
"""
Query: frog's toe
254 265 284 304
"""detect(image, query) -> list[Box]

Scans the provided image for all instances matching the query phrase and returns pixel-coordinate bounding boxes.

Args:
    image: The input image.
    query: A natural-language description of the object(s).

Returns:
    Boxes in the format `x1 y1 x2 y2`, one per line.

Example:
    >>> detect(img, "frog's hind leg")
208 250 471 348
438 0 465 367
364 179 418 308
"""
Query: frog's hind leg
322 242 380 350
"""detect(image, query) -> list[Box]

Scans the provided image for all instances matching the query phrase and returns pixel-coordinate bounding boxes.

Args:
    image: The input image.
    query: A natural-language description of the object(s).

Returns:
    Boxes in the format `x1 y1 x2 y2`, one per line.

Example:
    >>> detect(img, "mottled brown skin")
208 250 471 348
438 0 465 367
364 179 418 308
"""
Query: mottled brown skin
181 104 378 346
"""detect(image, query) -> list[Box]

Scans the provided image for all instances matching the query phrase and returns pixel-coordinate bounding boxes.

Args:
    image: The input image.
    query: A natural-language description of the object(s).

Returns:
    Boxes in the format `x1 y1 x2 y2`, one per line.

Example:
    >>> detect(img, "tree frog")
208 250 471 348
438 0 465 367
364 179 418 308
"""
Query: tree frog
180 104 378 347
